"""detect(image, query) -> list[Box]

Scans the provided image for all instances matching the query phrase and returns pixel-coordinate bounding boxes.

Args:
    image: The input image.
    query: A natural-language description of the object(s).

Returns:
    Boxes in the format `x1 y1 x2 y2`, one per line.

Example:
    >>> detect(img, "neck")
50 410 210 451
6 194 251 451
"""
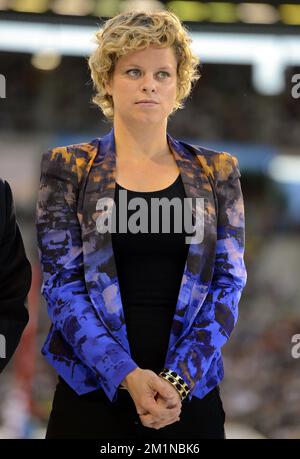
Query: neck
112 116 171 162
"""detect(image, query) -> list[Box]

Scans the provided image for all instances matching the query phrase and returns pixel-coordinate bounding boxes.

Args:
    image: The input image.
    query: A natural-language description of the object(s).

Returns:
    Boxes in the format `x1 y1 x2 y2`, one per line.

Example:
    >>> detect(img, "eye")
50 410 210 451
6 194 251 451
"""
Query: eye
127 69 140 76
158 71 170 78
126 69 170 78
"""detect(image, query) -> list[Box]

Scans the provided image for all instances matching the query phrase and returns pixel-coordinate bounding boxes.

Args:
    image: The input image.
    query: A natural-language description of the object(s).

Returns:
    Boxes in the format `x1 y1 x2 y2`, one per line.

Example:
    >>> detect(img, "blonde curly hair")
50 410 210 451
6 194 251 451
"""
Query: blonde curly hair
87 10 201 122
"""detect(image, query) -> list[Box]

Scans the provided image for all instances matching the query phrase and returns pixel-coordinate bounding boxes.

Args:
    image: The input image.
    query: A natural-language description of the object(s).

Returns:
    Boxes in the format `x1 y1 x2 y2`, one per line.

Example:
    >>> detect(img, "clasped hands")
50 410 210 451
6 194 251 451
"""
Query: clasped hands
121 368 182 430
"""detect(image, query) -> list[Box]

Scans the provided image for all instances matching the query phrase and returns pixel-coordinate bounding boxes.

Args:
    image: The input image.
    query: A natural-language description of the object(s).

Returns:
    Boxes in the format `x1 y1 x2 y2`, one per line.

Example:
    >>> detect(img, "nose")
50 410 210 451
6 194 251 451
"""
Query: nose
141 72 157 92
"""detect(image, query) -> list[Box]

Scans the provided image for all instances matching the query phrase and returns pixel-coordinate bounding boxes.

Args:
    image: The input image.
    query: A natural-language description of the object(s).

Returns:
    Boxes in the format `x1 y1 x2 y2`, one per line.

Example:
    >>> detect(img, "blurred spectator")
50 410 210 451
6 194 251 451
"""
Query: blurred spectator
0 179 31 373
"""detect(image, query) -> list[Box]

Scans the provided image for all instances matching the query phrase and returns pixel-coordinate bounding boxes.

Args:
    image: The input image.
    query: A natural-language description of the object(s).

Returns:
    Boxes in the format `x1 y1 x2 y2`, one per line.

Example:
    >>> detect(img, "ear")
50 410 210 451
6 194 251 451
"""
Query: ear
104 77 112 96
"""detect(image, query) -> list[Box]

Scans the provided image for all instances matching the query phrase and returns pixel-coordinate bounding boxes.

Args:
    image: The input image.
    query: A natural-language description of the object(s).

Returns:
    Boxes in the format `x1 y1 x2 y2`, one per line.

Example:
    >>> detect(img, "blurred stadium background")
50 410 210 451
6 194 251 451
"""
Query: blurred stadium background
0 0 300 439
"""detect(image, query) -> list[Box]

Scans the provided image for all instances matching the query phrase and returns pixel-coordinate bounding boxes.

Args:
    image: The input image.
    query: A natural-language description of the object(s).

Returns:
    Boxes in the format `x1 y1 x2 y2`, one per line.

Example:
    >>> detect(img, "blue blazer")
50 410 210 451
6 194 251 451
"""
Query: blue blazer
36 127 247 403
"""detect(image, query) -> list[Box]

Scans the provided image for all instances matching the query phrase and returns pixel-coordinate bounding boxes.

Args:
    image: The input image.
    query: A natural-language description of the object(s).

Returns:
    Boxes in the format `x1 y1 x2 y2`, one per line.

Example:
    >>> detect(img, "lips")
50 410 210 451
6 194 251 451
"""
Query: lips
136 100 158 104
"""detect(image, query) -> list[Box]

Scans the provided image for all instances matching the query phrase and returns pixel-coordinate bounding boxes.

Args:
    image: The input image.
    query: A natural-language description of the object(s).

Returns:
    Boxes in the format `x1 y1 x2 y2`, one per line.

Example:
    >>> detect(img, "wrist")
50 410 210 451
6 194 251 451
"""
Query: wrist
120 367 142 390
158 368 190 401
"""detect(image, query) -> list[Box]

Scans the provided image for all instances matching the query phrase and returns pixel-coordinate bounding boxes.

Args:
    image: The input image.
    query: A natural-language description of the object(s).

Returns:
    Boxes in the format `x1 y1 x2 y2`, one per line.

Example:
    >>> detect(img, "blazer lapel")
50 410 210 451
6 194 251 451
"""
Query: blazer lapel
164 135 217 350
80 128 217 355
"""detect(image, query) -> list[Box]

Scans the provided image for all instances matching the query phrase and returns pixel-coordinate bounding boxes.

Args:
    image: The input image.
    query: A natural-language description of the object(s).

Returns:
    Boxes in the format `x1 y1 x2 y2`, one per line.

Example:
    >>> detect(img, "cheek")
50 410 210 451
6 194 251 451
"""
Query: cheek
167 80 177 95
165 85 177 104
120 82 138 102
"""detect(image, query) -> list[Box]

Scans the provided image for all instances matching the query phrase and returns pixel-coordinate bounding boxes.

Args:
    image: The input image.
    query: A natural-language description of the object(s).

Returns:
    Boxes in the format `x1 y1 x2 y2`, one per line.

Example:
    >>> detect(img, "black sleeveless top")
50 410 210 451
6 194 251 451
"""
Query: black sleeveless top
111 173 192 373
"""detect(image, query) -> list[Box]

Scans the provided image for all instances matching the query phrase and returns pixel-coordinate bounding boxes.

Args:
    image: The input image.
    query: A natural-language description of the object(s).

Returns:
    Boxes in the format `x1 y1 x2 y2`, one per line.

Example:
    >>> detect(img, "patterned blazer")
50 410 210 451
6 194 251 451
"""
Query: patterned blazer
36 127 247 403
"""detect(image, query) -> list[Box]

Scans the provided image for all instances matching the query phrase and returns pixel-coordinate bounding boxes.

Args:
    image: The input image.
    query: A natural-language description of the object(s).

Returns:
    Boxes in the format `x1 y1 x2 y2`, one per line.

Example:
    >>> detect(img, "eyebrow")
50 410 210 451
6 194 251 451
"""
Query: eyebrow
124 64 173 70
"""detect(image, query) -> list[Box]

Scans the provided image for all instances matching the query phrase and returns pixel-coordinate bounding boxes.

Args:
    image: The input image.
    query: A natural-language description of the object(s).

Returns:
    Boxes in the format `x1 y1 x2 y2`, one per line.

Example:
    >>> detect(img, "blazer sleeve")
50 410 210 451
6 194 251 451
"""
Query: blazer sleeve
35 148 138 402
0 179 31 373
163 153 247 401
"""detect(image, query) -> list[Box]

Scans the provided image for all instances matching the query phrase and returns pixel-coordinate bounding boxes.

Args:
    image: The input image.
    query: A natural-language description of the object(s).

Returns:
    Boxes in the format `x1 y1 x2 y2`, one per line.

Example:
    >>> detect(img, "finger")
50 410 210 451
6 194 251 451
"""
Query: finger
150 415 181 430
156 387 182 409
155 378 175 400
141 401 165 420
139 411 159 425
151 405 179 422
140 393 181 421
139 414 158 429
161 403 181 412
155 394 181 410
139 411 165 427
158 403 181 418
140 405 179 425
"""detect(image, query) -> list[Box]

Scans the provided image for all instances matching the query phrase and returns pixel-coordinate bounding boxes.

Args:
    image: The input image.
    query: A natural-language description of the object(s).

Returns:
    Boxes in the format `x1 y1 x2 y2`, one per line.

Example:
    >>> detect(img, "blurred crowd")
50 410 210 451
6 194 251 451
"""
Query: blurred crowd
0 52 299 149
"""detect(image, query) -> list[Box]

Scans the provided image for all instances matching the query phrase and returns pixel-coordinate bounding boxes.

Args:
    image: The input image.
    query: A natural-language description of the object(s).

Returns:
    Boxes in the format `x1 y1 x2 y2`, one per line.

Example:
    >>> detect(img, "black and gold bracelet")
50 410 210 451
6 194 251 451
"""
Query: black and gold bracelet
158 368 190 401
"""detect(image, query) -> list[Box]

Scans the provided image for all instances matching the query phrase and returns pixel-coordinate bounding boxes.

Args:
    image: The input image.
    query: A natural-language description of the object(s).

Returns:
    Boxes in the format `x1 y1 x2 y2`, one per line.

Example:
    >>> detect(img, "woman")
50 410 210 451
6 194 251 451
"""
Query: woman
36 10 247 439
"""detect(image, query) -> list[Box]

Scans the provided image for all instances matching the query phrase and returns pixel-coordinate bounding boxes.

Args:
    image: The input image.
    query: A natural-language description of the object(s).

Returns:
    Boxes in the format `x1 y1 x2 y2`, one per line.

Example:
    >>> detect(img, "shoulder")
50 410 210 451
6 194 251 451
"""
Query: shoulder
0 177 6 197
40 139 99 181
41 138 99 165
0 178 12 205
0 178 13 240
180 140 241 182
0 177 8 191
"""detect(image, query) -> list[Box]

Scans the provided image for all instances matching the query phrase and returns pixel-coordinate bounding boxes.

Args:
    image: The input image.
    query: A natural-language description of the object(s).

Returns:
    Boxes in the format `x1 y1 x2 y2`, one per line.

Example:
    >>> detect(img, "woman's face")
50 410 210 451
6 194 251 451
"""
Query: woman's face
105 44 178 126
